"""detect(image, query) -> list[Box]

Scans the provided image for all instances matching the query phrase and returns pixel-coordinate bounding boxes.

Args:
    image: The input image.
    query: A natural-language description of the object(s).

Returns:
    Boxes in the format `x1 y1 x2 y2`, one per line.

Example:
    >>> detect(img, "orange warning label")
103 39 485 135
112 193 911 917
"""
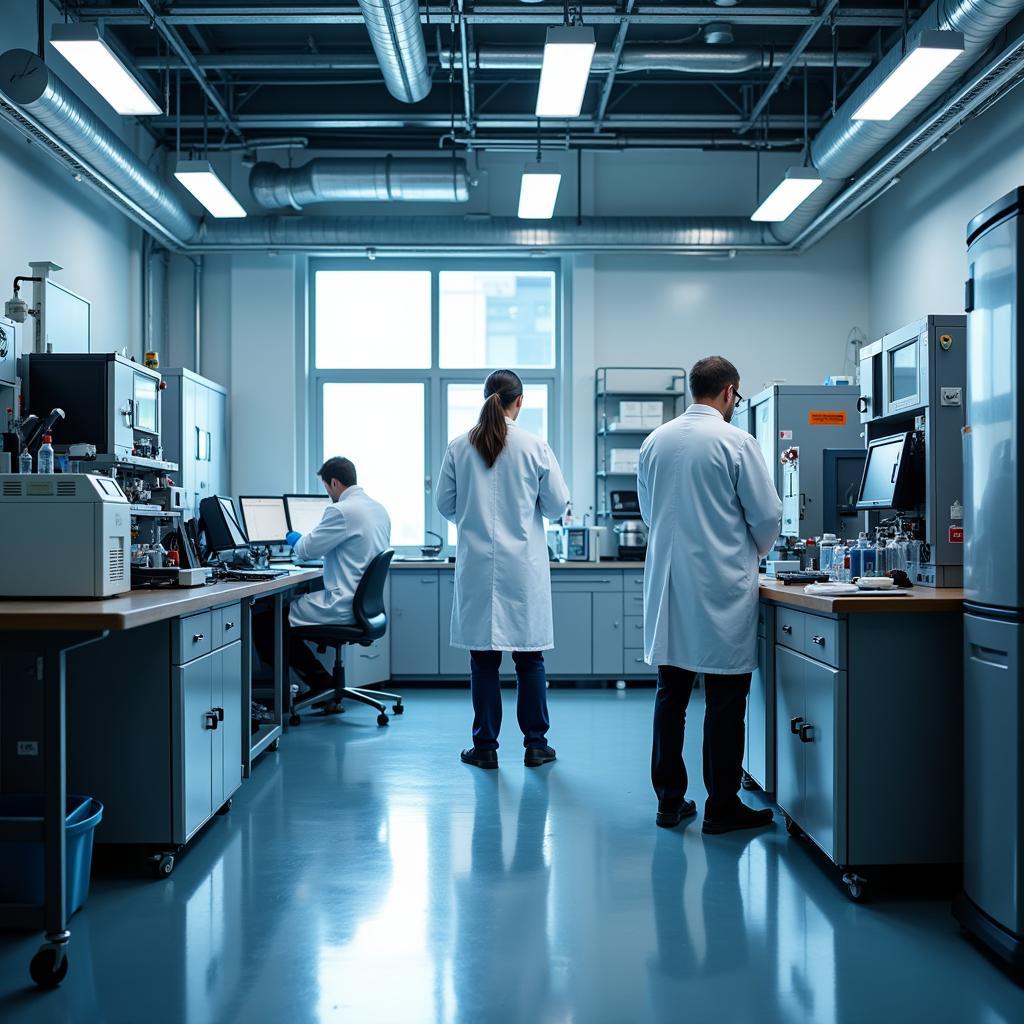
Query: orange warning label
809 410 848 426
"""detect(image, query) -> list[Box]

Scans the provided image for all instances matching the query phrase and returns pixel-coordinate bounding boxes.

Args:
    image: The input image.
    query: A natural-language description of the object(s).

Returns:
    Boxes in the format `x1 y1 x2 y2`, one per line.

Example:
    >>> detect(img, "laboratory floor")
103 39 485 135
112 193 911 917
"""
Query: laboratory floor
0 688 1021 1024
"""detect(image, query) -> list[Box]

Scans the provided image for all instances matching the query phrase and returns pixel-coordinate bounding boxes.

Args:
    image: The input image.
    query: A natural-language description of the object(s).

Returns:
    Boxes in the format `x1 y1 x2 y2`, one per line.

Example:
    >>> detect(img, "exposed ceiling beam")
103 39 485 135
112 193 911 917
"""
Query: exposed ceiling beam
80 6 916 28
594 0 636 133
741 0 841 132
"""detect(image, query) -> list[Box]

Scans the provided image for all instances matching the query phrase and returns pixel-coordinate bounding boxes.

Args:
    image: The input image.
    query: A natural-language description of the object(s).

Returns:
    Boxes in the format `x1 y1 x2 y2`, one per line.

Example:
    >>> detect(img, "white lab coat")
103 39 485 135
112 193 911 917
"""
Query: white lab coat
436 419 570 651
290 486 392 628
638 404 781 674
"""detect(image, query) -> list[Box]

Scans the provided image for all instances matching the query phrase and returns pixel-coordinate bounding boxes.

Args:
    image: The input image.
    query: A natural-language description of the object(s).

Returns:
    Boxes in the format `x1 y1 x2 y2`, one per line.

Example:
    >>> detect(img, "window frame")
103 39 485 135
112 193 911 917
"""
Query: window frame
309 258 563 553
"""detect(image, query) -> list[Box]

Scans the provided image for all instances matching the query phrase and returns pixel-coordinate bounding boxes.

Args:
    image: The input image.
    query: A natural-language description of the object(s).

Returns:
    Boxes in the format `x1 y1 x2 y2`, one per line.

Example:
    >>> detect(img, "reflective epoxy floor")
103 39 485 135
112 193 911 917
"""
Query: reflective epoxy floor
1 689 1022 1023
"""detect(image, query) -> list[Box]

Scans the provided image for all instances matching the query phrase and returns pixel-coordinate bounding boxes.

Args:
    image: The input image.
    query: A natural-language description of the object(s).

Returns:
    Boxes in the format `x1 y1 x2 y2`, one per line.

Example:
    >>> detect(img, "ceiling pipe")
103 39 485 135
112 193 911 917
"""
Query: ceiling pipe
250 157 472 209
356 0 433 102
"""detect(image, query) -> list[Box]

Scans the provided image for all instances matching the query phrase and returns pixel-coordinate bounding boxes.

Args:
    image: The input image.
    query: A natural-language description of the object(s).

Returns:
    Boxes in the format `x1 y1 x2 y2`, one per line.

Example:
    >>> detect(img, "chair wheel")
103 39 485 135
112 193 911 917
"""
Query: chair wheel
289 714 301 727
392 704 404 715
216 798 232 815
377 713 389 726
30 946 68 989
152 853 175 879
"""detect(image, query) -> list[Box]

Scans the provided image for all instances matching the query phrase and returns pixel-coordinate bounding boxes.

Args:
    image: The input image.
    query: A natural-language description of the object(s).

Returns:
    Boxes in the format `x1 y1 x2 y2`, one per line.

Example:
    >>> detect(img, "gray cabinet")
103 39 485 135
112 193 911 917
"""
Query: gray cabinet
592 593 623 676
345 581 391 687
545 591 593 676
180 654 215 840
745 600 774 794
438 572 465 678
391 572 439 676
161 368 229 516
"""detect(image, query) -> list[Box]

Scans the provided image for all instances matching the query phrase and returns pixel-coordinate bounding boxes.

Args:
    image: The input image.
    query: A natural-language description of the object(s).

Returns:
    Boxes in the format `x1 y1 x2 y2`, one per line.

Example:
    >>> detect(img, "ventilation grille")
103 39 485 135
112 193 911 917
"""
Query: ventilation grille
108 540 126 583
2 480 22 497
57 479 76 497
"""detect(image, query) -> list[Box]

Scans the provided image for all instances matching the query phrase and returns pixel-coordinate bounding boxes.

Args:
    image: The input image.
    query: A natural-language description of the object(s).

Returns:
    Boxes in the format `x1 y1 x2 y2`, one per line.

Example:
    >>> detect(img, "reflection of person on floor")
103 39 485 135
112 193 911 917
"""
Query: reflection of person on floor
453 773 556 1023
252 456 391 695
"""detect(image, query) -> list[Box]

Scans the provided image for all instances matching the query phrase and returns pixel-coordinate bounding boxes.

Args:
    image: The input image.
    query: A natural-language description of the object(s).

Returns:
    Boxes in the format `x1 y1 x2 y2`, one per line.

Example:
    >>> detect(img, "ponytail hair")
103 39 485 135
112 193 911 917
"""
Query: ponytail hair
469 369 524 468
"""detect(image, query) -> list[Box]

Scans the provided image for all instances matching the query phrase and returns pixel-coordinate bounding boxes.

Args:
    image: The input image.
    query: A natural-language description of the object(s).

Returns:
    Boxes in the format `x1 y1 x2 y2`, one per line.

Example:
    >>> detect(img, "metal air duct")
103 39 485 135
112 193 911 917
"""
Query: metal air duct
357 0 432 103
250 157 470 209
0 49 198 246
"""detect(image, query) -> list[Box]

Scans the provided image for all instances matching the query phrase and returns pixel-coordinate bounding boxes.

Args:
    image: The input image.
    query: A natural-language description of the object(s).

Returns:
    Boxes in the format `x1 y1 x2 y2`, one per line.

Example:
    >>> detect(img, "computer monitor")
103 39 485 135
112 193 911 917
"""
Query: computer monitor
284 494 331 535
239 496 289 545
856 432 916 511
200 495 249 553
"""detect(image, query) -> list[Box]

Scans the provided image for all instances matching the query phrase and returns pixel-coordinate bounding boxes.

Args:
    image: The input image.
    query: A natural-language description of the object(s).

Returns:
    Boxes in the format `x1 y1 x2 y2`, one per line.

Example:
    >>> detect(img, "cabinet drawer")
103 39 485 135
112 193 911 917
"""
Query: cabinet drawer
624 592 645 616
776 606 804 652
625 615 645 644
211 602 242 650
550 572 622 593
623 571 645 592
624 649 657 677
803 615 842 668
174 611 213 665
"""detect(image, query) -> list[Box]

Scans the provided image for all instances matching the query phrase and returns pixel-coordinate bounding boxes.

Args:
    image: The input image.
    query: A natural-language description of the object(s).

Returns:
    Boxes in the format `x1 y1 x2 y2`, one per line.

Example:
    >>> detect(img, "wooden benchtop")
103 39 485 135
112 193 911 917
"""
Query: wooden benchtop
758 578 965 614
0 568 323 633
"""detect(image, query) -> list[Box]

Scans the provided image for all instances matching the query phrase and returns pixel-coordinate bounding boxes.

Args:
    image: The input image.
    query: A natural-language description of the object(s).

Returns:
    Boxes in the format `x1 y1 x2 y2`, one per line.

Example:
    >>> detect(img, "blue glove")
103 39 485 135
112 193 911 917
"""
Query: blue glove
286 531 301 548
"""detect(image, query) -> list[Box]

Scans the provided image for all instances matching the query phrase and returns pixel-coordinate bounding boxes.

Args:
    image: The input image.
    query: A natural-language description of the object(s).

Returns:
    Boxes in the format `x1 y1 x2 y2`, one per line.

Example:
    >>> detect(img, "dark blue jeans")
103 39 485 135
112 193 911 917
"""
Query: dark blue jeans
469 650 550 751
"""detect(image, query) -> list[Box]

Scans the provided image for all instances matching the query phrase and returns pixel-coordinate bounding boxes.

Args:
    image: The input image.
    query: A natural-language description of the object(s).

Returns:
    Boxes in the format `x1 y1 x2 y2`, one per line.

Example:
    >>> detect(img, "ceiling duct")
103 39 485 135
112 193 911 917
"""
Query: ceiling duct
357 0 432 103
250 157 471 209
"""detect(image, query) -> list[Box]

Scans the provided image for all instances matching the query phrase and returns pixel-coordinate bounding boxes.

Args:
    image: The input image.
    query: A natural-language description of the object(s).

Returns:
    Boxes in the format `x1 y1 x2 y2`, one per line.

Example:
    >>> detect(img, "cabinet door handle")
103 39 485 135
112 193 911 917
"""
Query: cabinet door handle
811 635 826 647
420 578 436 583
213 706 224 722
790 716 804 734
225 621 235 631
205 711 219 730
634 657 646 664
613 621 620 629
360 653 381 661
799 723 814 743
193 632 205 643
782 624 793 635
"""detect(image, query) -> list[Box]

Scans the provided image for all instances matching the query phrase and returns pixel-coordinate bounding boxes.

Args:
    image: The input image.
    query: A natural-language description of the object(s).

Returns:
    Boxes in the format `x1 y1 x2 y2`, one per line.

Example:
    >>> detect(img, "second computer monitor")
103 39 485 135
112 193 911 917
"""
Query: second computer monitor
239 496 290 545
285 493 332 535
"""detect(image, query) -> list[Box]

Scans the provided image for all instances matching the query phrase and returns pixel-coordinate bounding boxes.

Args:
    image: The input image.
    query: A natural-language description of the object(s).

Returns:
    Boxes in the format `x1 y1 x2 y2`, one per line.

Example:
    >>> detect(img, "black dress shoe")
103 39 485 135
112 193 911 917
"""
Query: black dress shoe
461 747 498 770
656 799 697 829
702 802 774 835
524 745 557 767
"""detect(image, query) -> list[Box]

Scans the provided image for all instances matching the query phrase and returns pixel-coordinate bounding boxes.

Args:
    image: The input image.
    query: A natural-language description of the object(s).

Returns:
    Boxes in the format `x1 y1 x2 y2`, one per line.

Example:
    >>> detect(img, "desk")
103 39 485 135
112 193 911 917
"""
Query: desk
0 568 321 988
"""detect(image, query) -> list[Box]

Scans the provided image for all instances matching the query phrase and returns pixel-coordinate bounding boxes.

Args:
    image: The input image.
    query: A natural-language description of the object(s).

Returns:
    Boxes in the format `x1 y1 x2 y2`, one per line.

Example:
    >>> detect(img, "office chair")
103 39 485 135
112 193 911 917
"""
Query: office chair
288 549 403 727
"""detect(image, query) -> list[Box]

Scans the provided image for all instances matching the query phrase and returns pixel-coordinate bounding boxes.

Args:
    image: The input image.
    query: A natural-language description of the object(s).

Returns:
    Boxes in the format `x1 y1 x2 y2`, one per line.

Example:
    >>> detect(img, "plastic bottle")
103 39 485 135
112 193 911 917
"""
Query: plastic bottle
37 434 54 474
849 532 876 579
18 448 32 474
820 533 838 574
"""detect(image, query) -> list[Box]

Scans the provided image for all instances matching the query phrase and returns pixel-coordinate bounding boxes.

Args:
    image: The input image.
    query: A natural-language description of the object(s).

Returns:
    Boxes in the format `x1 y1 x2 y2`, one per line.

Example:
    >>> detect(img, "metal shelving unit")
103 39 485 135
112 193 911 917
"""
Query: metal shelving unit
595 367 687 522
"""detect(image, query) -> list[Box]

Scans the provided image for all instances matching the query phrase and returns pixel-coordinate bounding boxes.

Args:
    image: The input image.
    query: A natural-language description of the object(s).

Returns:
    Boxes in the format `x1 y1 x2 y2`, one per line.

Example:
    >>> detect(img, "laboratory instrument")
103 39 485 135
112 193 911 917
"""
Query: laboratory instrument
857 314 966 587
821 448 868 539
0 473 130 597
955 188 1024 970
613 519 648 560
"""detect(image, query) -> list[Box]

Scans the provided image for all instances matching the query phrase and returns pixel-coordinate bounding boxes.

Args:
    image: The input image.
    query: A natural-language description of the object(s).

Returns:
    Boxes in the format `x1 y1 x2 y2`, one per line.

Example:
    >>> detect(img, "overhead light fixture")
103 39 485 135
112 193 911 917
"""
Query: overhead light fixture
518 164 562 220
750 167 823 222
50 23 160 116
536 26 596 118
174 160 247 218
852 30 964 122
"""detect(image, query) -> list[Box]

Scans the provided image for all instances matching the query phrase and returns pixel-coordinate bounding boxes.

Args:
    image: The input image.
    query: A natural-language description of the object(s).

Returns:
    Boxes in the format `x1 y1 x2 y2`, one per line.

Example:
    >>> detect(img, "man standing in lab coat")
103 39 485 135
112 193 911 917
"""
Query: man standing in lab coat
638 356 782 834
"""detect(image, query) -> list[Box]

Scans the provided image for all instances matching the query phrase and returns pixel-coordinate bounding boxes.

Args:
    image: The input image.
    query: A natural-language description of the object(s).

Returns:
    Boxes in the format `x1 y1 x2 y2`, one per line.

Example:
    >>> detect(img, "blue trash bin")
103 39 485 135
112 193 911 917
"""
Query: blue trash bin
0 795 104 918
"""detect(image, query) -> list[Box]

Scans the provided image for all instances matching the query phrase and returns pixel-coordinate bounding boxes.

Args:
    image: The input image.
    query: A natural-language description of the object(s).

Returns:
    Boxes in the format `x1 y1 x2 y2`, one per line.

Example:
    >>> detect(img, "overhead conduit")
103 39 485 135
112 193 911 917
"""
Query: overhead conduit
357 0 432 103
0 0 1023 253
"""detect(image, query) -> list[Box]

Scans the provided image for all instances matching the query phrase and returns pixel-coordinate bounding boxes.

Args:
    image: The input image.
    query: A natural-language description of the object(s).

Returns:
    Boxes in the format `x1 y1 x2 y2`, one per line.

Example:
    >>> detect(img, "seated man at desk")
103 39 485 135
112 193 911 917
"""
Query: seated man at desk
255 457 391 695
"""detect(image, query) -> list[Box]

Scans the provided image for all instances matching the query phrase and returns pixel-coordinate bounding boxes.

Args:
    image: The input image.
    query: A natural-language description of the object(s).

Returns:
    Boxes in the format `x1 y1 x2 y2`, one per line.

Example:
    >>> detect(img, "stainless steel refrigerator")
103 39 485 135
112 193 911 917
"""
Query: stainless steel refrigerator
955 187 1024 970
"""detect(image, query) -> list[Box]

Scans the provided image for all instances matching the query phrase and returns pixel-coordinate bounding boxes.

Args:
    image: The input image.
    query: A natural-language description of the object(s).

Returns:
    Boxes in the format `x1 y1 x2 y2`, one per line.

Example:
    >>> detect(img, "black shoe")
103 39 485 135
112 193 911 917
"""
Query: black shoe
461 747 498 770
702 802 775 835
656 799 697 829
524 745 557 767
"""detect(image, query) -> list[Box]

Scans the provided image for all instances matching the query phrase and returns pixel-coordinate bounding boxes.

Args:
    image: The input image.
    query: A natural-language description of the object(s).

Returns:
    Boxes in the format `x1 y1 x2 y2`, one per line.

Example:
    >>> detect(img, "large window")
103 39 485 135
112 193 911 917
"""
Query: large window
312 262 562 549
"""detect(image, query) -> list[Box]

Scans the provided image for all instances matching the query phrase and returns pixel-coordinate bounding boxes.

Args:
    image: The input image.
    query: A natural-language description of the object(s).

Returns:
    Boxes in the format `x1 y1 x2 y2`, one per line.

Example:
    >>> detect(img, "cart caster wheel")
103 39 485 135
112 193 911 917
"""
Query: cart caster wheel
289 714 301 727
842 873 867 902
377 713 389 726
392 704 404 715
268 738 280 752
152 853 175 879
740 771 757 792
216 798 232 815
30 946 69 989
784 814 801 838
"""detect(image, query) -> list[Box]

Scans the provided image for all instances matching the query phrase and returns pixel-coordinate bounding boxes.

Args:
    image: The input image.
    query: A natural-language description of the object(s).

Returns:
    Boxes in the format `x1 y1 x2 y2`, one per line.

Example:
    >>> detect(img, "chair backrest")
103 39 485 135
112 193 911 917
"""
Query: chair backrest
352 549 395 640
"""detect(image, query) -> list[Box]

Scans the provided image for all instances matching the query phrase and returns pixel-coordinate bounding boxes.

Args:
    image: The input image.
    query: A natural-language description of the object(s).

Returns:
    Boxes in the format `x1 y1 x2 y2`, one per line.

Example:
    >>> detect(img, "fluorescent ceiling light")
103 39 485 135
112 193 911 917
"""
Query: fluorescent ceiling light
536 26 596 118
518 164 562 219
750 167 823 223
852 30 964 121
50 23 160 116
174 160 247 218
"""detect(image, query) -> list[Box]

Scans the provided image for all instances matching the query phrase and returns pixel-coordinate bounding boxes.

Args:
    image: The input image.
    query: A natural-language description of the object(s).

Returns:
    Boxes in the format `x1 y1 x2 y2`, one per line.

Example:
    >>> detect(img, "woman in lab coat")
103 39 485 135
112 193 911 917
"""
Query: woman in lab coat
436 369 571 770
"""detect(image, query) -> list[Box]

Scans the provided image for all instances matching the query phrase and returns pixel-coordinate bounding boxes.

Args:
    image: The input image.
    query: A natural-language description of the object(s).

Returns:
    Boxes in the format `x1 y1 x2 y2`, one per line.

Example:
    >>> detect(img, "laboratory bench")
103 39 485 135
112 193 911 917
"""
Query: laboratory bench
750 580 965 902
0 568 320 988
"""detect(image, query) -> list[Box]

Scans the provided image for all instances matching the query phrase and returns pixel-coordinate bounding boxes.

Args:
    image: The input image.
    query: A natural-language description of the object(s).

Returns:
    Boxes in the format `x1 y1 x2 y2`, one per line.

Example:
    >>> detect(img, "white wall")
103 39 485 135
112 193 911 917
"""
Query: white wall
867 76 1024 337
0 3 148 359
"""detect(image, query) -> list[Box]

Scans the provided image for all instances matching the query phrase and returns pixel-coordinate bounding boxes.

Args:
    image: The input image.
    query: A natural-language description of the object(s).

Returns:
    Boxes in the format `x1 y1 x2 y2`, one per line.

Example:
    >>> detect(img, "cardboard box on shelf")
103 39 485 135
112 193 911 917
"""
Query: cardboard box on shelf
642 401 664 427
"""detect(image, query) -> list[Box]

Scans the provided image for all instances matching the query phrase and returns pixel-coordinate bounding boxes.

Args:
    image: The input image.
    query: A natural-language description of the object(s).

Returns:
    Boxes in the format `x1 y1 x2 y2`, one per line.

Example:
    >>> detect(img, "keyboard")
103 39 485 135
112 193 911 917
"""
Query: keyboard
220 569 289 581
